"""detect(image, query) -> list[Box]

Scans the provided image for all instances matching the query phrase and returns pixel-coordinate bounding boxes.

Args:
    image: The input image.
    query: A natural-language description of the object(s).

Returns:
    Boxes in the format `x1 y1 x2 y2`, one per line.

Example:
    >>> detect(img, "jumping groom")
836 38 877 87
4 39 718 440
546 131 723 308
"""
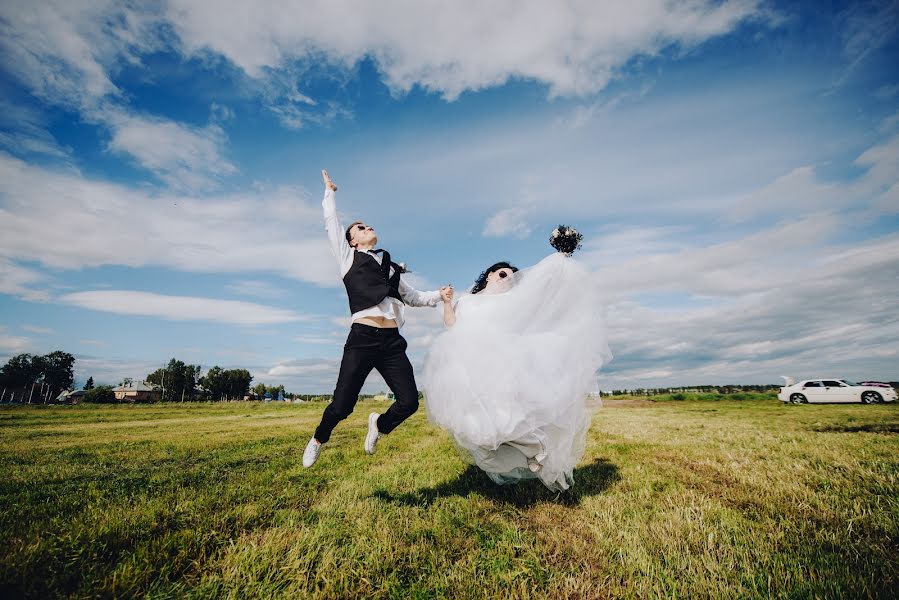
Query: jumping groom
303 170 449 468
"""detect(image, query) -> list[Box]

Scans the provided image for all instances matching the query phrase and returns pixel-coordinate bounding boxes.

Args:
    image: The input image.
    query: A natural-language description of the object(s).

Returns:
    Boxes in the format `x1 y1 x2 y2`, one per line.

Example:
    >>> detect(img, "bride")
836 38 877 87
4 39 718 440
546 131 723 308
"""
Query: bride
423 229 611 491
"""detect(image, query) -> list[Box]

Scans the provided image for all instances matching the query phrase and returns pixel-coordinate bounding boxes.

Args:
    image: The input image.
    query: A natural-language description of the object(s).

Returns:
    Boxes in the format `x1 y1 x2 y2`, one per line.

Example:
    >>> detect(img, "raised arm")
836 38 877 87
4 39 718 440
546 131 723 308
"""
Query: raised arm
321 170 354 277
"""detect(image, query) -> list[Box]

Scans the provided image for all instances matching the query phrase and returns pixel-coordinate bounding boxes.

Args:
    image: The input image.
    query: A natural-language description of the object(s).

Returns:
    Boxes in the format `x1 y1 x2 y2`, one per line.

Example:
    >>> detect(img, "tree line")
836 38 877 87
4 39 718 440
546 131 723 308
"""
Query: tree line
144 359 253 402
0 351 75 402
607 384 781 396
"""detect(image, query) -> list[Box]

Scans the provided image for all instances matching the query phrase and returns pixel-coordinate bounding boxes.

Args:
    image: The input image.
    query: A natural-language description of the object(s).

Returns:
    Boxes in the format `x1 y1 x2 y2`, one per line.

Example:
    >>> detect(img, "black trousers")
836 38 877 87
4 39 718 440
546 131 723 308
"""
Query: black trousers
313 323 420 444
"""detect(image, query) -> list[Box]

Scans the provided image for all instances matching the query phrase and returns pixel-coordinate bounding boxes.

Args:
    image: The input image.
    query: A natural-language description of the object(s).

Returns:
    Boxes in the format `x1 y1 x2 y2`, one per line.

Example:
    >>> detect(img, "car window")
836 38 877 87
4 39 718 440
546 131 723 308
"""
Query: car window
823 380 842 387
804 381 823 387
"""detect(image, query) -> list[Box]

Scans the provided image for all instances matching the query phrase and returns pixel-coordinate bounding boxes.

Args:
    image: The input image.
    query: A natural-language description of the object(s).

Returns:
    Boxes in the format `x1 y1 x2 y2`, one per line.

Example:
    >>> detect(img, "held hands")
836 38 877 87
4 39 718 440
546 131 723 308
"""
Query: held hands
322 169 338 191
440 285 454 303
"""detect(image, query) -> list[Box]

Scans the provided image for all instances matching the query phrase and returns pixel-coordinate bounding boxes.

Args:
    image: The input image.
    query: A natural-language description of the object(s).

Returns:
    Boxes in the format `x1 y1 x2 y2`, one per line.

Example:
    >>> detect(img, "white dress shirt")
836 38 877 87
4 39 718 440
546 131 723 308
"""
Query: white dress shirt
323 188 440 328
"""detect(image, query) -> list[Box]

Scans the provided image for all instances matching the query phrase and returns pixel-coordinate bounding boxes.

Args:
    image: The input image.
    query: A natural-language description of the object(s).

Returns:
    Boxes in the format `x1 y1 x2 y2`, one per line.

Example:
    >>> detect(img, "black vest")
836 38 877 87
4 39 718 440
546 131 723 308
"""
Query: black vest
343 251 404 314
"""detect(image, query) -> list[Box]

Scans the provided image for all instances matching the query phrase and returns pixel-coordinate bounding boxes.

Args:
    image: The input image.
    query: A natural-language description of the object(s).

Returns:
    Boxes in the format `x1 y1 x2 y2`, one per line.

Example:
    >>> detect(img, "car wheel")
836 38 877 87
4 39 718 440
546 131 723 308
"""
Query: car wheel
861 391 882 404
790 393 807 404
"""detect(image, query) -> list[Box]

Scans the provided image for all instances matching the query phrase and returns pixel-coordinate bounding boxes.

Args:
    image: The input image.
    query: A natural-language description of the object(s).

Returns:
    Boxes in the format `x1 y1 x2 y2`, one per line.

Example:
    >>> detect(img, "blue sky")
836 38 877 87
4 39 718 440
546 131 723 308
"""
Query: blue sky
1 0 897 392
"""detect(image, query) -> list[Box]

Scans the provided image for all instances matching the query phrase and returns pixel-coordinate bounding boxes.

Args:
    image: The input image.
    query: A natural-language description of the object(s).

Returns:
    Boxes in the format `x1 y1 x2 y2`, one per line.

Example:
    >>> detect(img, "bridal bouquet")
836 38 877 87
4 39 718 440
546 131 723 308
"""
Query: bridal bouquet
549 225 583 255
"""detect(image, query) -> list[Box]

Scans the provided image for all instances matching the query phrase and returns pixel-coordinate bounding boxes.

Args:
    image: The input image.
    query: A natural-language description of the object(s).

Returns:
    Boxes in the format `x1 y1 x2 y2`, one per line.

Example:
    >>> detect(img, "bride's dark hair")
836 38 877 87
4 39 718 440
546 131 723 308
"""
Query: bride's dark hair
471 261 519 294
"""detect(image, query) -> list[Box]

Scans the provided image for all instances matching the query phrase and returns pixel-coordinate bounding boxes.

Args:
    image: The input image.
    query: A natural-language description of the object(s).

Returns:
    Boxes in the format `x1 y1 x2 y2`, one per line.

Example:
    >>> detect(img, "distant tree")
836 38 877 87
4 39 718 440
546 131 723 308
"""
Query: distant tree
147 358 202 402
265 384 285 399
82 385 116 404
83 377 95 390
42 351 75 394
200 367 252 401
226 369 253 400
0 354 41 388
200 366 225 400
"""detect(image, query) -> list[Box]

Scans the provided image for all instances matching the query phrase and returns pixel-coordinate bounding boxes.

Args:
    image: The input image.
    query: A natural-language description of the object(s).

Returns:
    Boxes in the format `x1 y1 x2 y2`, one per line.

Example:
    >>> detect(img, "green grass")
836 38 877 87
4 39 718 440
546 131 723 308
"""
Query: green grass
1 399 897 598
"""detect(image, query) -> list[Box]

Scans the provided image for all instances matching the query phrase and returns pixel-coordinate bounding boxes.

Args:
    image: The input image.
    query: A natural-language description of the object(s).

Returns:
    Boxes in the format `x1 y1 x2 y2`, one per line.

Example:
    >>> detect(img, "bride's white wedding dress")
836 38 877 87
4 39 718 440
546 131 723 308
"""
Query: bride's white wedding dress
423 253 611 491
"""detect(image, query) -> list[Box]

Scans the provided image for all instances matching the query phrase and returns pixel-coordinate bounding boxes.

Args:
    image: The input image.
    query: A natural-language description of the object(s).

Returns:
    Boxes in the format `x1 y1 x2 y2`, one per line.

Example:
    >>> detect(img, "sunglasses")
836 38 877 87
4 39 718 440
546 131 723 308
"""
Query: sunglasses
356 224 373 231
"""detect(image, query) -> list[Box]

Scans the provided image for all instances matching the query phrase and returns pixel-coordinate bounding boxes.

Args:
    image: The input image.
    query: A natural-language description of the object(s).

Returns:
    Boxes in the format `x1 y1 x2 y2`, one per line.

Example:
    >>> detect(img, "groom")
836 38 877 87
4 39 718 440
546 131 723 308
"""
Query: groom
303 170 449 468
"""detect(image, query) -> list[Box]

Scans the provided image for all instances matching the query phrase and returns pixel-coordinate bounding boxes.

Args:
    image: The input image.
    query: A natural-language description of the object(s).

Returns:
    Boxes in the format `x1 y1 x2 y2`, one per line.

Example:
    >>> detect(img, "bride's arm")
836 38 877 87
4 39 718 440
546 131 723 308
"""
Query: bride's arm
441 287 456 327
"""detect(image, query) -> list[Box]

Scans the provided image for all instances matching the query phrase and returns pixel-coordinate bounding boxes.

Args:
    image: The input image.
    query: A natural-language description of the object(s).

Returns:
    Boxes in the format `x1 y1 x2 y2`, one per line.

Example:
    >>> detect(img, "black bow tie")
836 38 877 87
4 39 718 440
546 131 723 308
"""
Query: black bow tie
372 248 392 280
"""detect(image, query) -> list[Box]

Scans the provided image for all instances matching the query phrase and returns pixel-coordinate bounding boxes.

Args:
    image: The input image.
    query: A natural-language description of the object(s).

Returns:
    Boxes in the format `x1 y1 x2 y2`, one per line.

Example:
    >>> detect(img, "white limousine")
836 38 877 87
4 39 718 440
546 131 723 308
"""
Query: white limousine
779 378 897 404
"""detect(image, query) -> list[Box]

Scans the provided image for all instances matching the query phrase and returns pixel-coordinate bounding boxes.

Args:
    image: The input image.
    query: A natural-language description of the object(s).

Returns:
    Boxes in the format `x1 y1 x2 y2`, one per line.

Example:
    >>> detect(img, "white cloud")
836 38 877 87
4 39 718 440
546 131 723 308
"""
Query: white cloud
595 230 899 387
267 360 335 377
590 214 841 298
0 153 336 286
2 1 773 125
0 1 135 109
0 131 66 159
291 336 334 345
22 325 53 334
103 109 237 191
257 67 353 129
0 326 31 356
729 133 899 221
263 357 389 393
832 0 899 87
166 0 769 100
879 110 899 134
482 205 536 238
0 3 235 190
210 102 235 122
225 280 287 299
0 98 70 159
59 290 307 325
0 259 51 302
875 83 899 99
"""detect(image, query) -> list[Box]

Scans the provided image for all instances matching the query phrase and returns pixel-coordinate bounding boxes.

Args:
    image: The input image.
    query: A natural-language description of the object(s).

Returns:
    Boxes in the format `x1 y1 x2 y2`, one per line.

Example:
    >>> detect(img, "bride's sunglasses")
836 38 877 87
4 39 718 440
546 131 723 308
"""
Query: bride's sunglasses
356 224 373 231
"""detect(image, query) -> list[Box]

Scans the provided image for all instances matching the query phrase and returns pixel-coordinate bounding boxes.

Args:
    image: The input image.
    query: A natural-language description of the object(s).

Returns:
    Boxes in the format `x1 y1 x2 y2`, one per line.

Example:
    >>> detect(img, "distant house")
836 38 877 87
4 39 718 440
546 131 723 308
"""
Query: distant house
54 390 86 404
112 380 162 402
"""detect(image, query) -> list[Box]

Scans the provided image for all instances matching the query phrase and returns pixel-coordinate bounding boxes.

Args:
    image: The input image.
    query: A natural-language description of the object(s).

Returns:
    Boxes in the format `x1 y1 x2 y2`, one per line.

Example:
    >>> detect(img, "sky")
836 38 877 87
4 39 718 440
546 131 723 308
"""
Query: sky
1 0 897 393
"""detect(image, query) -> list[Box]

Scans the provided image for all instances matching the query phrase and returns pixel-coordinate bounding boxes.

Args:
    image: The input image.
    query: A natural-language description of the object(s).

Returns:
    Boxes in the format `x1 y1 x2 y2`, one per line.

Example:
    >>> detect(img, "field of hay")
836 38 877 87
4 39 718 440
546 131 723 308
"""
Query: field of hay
1 397 897 598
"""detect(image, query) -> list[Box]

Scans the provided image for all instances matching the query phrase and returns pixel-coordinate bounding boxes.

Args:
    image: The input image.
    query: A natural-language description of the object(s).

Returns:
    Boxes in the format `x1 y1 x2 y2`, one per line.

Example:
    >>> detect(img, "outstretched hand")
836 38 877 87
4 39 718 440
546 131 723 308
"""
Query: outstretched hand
440 285 454 303
322 169 338 191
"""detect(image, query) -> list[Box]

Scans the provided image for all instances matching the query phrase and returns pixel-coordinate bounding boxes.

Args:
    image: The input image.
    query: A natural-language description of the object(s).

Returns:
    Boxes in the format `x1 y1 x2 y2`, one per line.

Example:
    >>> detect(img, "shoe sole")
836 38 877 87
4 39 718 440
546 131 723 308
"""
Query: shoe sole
365 413 379 454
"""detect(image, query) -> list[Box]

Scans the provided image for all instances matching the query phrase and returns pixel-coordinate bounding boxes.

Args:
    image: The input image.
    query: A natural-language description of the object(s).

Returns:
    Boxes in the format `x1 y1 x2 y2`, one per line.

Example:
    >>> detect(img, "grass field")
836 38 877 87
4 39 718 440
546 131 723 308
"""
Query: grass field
1 397 897 598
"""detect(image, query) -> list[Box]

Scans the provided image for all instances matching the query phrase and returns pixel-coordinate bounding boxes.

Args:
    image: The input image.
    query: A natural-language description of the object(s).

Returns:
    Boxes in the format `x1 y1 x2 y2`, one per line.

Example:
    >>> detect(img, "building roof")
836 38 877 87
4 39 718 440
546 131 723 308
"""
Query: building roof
112 380 160 393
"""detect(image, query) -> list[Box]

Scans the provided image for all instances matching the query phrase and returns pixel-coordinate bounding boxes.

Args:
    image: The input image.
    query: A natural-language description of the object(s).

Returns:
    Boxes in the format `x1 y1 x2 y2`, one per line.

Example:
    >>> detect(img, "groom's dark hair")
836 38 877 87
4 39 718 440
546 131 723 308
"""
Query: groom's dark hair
345 221 364 246
471 261 518 294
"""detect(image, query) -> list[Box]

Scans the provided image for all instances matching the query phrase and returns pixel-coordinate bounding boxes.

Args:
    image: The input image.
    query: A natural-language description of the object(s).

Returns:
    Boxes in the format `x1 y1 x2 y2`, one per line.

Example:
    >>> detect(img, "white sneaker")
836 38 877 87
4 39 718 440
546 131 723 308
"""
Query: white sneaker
302 437 322 468
528 446 547 473
364 413 382 455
